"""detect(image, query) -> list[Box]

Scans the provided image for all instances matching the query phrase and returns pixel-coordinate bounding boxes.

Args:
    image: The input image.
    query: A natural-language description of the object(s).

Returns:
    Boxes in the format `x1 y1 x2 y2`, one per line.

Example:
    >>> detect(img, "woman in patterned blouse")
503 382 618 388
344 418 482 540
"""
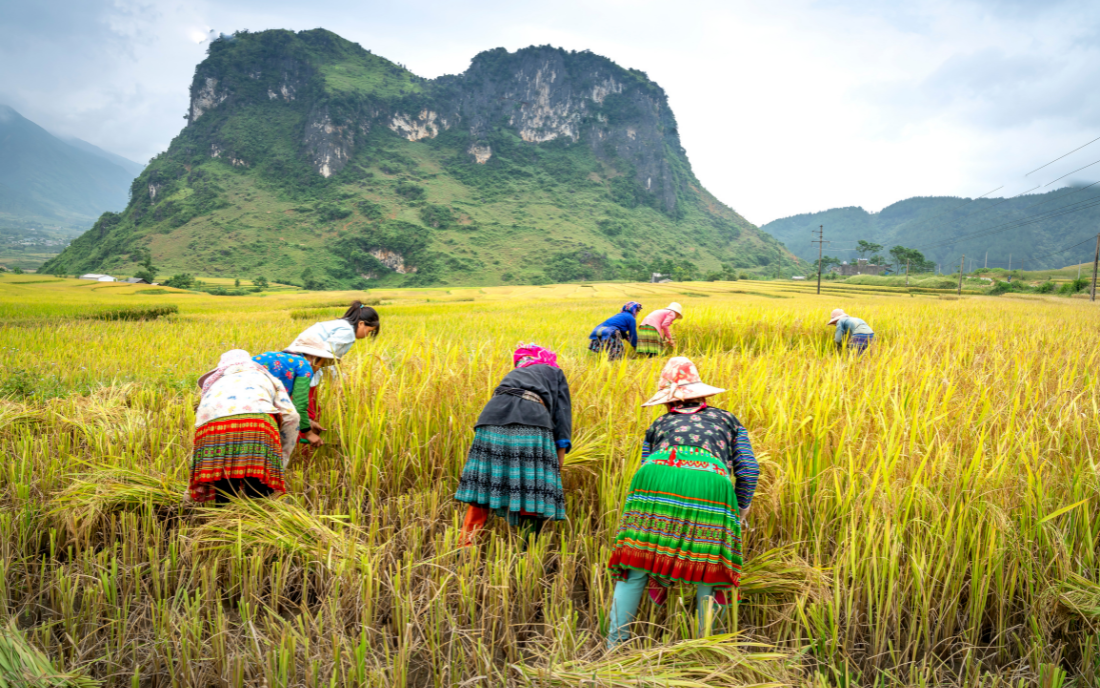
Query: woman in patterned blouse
606 357 759 648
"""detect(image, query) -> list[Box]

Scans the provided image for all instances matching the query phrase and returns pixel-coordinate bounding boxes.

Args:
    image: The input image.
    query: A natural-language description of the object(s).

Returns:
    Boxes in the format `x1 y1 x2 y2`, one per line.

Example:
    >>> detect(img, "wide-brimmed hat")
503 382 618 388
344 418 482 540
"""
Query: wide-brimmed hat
827 308 846 326
197 349 252 391
666 302 683 316
641 356 726 407
284 333 336 361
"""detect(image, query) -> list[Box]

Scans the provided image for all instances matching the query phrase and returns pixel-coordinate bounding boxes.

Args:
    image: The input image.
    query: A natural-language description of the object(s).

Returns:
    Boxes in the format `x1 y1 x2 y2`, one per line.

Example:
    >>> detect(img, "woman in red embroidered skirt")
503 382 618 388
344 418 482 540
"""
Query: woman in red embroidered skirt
189 350 301 504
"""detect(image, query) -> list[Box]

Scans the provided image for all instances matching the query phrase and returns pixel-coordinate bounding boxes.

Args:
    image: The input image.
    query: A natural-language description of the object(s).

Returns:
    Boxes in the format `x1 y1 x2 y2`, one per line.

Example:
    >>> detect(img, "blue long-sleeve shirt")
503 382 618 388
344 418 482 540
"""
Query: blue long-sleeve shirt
588 311 638 348
834 316 874 344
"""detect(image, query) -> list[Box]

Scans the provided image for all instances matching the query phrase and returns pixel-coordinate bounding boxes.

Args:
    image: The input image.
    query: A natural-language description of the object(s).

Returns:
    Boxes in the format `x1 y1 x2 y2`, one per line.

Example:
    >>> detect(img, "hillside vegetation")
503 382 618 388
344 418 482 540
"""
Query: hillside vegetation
43 30 798 288
763 188 1100 271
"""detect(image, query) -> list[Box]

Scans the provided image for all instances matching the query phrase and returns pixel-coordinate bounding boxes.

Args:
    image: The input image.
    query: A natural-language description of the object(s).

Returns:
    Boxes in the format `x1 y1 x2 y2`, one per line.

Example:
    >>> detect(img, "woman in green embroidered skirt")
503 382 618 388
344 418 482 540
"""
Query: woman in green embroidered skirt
606 356 759 647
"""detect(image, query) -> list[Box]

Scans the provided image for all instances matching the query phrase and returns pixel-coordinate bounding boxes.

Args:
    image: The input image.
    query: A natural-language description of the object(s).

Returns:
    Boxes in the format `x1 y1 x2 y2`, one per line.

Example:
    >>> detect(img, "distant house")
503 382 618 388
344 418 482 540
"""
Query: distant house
124 277 148 284
833 260 886 277
791 276 806 280
651 272 672 283
79 273 116 282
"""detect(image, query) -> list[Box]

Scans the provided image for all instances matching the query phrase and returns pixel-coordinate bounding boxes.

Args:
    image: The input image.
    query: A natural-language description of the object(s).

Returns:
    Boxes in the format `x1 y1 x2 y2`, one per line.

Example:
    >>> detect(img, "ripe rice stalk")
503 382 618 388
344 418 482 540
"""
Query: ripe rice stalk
0 620 100 687
50 467 187 541
513 634 800 687
189 496 376 573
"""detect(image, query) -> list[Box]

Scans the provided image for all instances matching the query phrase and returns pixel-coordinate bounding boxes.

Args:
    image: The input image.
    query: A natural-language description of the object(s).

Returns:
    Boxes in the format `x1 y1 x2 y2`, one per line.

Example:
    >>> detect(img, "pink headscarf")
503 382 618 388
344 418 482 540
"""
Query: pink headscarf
513 344 559 369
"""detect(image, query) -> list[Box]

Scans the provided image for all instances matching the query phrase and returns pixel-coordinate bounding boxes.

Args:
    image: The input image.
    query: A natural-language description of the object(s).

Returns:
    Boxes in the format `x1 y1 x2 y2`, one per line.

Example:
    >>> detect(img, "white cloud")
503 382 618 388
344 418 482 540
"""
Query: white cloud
2 0 1098 224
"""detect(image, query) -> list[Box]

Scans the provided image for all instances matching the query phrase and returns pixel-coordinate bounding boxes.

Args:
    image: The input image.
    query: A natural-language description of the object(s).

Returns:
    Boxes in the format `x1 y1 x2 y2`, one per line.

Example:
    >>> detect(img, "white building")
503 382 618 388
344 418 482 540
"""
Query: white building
79 274 116 282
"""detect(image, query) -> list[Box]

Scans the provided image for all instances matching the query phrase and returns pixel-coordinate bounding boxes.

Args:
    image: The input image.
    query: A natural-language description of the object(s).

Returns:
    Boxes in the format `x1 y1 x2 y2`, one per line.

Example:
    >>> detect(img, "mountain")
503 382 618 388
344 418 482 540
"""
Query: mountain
42 29 798 287
763 187 1100 271
61 137 145 178
0 105 137 227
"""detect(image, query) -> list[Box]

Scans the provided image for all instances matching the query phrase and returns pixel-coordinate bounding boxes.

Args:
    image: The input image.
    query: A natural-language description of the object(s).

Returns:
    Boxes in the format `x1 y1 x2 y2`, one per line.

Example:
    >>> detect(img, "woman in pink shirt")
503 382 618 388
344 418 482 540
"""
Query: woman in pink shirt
636 302 683 356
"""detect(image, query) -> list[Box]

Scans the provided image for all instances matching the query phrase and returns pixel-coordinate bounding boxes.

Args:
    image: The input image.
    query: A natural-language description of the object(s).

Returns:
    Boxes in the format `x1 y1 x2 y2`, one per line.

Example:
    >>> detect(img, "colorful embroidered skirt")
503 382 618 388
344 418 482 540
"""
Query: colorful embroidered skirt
189 413 286 503
607 446 742 590
849 333 874 355
454 424 566 525
589 328 626 360
636 324 664 356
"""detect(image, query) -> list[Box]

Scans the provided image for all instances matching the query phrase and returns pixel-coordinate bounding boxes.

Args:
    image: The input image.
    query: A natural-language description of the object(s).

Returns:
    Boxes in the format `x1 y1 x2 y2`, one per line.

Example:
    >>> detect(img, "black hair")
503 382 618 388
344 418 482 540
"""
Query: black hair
342 300 380 337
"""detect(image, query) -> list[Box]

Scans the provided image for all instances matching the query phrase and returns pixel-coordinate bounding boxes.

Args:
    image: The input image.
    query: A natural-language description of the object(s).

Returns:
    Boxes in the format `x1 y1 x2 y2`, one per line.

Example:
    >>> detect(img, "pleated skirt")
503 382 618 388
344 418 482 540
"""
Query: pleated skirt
607 446 742 589
454 424 566 524
636 325 664 356
189 413 286 503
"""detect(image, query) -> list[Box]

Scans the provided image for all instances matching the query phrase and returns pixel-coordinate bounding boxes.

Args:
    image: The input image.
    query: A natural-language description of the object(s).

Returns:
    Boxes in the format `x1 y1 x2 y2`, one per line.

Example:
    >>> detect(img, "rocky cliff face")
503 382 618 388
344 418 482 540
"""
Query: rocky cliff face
181 39 687 214
441 47 684 214
44 29 798 286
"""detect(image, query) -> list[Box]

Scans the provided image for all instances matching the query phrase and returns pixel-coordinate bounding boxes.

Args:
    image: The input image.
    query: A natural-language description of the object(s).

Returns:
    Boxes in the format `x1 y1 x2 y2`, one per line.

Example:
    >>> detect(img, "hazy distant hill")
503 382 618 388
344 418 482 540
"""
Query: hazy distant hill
61 136 144 178
0 105 138 228
43 29 798 286
762 188 1100 271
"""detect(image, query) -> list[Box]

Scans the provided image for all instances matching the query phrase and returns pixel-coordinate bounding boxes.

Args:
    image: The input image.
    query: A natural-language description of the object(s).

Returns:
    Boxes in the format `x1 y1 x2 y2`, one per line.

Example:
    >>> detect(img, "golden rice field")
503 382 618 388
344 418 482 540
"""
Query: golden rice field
2 274 1100 687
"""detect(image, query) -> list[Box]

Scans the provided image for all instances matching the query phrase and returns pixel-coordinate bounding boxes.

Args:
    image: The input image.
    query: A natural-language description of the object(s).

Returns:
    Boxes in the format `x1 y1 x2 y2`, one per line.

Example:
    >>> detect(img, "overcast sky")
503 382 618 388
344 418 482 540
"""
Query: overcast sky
3 0 1100 226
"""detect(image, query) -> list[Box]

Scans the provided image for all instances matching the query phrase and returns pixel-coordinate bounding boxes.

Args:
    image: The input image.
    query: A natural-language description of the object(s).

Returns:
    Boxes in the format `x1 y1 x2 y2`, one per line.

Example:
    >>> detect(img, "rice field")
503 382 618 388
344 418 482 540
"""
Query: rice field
2 274 1100 687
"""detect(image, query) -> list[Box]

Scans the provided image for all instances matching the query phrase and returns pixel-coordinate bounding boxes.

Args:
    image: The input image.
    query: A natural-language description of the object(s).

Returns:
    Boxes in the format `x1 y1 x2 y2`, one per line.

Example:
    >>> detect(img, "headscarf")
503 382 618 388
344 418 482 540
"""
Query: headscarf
513 344 559 369
621 301 642 315
199 349 267 394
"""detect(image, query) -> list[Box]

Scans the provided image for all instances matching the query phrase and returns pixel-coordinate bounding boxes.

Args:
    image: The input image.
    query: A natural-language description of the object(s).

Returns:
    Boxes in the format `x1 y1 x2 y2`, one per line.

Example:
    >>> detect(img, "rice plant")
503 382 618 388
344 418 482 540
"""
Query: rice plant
2 275 1100 685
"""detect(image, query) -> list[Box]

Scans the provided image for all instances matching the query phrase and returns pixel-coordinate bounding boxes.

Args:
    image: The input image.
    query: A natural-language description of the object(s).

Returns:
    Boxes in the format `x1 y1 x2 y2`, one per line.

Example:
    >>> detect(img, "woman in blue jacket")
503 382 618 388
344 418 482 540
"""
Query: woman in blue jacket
588 302 642 360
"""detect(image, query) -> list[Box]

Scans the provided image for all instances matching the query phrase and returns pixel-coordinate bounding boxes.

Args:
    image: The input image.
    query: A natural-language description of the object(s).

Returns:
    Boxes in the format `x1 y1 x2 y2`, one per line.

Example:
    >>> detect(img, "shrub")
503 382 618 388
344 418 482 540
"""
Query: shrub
419 204 456 229
1059 278 1089 295
85 305 178 321
164 274 196 289
1036 281 1055 293
395 181 425 201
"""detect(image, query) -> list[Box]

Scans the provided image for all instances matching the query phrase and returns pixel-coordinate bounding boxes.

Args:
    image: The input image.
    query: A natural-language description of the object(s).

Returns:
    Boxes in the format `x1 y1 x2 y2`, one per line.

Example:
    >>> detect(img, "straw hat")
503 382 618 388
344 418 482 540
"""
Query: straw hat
284 333 336 360
641 357 726 407
666 302 683 316
827 308 846 326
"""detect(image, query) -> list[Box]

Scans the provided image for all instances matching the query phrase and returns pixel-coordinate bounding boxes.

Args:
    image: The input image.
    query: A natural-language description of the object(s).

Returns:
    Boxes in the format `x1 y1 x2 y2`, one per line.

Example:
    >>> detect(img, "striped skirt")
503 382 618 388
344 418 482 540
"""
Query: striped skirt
849 333 874 354
589 328 626 360
607 446 742 590
454 424 566 525
636 324 664 356
189 413 286 503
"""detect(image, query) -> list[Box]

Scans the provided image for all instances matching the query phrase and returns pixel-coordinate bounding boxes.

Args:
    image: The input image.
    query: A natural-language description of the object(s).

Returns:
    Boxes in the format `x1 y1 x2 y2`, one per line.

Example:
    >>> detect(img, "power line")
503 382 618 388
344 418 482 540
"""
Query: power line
1026 133 1100 177
1044 156 1100 187
912 184 1100 251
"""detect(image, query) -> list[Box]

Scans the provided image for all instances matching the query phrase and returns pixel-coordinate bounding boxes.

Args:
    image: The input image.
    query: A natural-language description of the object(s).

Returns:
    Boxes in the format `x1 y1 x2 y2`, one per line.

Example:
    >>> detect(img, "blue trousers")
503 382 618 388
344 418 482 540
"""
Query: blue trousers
607 568 719 648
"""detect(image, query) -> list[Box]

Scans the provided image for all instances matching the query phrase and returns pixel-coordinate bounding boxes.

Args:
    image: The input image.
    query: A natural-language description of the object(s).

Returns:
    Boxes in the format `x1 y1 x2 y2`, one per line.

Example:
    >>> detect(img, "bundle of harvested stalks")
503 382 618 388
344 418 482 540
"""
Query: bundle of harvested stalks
0 621 100 687
740 546 829 601
189 496 375 573
514 634 798 687
50 467 187 540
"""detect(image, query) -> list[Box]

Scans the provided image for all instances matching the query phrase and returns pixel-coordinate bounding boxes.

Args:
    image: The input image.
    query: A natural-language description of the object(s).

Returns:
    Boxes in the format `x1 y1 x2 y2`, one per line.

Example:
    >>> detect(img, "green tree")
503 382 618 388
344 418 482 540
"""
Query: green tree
856 240 884 260
134 250 158 283
164 273 196 289
253 275 269 289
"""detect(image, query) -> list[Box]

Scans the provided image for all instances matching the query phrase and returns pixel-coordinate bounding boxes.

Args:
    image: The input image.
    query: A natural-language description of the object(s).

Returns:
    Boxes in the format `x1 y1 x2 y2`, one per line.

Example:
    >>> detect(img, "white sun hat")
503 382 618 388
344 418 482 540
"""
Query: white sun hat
284 333 336 360
641 357 726 407
827 308 846 325
666 302 683 316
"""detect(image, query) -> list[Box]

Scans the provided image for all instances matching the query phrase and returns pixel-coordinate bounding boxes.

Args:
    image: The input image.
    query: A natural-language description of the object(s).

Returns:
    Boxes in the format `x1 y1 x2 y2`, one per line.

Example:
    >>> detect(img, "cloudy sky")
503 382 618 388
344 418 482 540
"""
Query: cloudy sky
3 0 1100 226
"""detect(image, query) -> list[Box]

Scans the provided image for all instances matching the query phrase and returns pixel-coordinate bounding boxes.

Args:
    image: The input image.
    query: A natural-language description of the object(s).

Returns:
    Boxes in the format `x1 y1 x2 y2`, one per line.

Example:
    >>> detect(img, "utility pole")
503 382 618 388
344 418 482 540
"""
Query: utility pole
906 258 910 287
984 251 988 270
1092 234 1100 302
811 224 829 296
957 255 965 296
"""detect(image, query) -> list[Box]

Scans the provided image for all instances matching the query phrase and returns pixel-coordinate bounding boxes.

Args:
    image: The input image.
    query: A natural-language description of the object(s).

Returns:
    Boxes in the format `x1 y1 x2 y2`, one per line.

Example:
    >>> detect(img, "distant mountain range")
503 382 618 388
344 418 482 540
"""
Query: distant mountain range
0 105 142 231
42 29 798 286
762 188 1100 272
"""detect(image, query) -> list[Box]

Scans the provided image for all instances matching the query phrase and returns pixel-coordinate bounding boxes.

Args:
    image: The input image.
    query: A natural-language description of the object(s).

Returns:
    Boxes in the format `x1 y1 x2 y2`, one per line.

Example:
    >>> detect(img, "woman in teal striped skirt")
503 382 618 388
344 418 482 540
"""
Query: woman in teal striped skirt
454 344 572 545
606 356 759 648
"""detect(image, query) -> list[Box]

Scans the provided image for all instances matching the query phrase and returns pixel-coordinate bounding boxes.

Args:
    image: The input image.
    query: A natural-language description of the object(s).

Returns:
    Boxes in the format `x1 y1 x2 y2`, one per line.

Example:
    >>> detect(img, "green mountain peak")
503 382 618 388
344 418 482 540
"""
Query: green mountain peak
44 29 798 287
